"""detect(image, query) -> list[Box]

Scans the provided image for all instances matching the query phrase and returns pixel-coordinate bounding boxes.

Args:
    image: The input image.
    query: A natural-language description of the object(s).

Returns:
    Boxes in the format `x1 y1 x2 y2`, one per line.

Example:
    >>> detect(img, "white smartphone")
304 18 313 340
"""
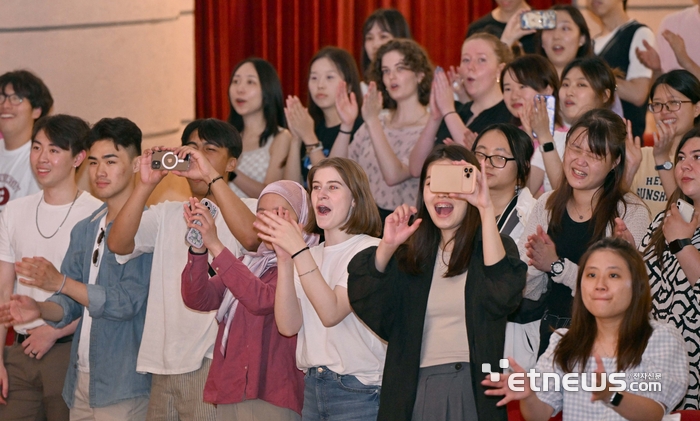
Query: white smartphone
677 199 694 223
185 198 219 248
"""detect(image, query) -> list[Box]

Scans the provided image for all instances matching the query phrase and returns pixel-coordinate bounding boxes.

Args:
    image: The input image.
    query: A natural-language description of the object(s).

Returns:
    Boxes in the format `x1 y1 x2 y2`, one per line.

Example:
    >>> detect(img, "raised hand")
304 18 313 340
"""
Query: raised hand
635 39 661 72
529 95 552 139
14 257 63 293
663 203 700 243
361 82 383 124
624 119 642 184
254 209 308 256
482 357 532 406
433 68 456 117
335 80 359 129
285 95 316 143
663 30 692 68
382 204 421 248
449 161 492 211
652 120 677 160
428 81 442 122
524 225 559 273
170 146 220 183
589 353 613 403
447 65 469 103
501 8 536 48
137 148 169 186
183 198 224 255
613 217 636 246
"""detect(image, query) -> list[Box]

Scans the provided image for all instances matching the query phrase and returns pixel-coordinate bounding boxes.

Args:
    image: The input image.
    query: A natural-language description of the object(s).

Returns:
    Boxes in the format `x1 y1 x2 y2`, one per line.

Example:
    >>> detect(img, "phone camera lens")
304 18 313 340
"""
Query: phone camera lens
151 161 161 169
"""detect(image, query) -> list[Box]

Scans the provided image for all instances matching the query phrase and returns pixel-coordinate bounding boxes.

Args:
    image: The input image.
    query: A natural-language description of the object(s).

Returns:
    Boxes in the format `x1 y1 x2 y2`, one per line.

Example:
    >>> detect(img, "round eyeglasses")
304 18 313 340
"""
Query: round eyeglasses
648 100 693 113
0 94 24 106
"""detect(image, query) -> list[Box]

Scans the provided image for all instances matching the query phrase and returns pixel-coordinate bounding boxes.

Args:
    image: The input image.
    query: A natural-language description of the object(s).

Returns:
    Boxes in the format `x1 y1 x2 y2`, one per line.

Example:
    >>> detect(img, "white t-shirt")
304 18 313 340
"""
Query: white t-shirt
0 191 103 334
116 198 257 375
77 216 106 372
531 129 568 192
294 234 386 385
593 20 655 80
0 140 41 213
657 6 700 74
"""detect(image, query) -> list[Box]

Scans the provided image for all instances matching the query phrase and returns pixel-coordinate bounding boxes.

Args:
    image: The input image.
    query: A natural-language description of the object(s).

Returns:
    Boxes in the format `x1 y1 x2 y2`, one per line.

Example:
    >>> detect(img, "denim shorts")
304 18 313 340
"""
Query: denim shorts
302 366 380 421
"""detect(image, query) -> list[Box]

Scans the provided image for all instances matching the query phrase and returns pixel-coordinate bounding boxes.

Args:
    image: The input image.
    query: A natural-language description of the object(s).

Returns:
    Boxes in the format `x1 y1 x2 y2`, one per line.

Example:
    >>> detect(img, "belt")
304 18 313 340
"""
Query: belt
15 332 74 345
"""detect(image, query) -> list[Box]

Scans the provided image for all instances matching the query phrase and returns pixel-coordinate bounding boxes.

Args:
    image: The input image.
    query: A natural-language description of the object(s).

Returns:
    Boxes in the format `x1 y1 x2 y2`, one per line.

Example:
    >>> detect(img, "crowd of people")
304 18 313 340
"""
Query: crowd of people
0 1 699 420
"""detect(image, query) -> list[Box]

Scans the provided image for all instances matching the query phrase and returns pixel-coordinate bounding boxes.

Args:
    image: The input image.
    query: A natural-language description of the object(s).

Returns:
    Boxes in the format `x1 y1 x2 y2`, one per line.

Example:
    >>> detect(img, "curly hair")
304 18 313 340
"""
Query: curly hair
369 39 433 109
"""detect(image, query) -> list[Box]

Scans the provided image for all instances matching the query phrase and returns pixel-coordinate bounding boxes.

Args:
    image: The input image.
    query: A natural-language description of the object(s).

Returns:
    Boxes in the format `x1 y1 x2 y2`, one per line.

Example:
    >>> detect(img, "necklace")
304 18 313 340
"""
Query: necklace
36 190 80 239
570 201 591 221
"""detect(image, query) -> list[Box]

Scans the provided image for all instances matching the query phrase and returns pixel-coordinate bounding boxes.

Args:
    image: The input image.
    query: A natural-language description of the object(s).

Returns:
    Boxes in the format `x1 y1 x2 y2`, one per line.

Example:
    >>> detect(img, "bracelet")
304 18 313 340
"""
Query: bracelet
339 128 352 135
54 274 67 295
304 142 321 150
291 246 309 259
299 266 318 277
208 175 223 190
443 111 458 120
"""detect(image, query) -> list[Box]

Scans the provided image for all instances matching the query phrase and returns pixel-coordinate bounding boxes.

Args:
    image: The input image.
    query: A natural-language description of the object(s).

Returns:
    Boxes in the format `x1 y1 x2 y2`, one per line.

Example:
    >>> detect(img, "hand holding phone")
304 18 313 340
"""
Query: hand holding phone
151 150 190 171
429 164 477 194
186 198 219 248
677 199 694 223
520 10 557 30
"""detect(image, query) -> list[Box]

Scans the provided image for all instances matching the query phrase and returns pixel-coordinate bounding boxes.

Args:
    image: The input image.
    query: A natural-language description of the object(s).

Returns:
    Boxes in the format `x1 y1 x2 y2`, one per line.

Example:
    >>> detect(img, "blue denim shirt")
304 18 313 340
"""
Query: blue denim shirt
46 205 152 408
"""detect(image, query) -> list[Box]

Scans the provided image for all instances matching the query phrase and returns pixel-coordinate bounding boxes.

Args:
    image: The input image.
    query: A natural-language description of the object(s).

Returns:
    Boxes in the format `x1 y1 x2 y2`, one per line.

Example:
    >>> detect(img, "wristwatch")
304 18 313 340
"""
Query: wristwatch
605 391 624 407
541 142 555 153
550 258 564 276
669 238 692 254
655 161 673 171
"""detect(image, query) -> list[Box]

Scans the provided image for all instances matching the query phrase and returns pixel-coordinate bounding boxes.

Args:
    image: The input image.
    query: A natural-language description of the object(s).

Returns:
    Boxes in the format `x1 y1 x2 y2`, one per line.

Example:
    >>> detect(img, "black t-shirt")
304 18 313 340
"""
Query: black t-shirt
546 210 595 317
300 117 363 184
466 12 536 54
435 100 512 144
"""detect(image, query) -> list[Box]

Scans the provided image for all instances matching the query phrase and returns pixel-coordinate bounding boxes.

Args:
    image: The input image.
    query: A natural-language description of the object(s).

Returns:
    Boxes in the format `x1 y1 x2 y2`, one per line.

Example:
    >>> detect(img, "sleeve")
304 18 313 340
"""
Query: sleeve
534 330 566 415
181 250 226 312
348 123 369 162
346 246 399 342
47 222 90 327
115 206 160 264
655 15 677 73
518 195 550 299
626 26 656 80
481 234 527 319
635 322 689 413
211 248 277 315
85 252 152 321
45 294 83 329
621 195 652 248
0 208 14 263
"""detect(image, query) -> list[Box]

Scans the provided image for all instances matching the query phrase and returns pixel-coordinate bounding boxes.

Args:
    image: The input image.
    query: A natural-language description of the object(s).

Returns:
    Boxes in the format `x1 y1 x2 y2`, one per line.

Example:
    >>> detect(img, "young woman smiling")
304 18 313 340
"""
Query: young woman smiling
484 237 687 420
519 109 649 357
641 127 700 409
409 33 513 177
347 144 526 421
333 39 433 221
256 158 386 421
227 58 292 199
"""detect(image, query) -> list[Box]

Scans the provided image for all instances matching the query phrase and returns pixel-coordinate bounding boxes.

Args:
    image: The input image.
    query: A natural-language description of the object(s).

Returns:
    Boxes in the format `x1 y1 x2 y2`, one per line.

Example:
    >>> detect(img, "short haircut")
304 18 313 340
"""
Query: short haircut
85 117 142 158
463 32 514 66
650 69 700 125
227 58 285 148
536 5 593 61
32 114 90 156
473 123 534 188
370 38 433 109
182 118 243 159
0 70 53 118
307 47 364 127
500 54 562 126
305 157 382 237
361 8 412 78
561 57 617 109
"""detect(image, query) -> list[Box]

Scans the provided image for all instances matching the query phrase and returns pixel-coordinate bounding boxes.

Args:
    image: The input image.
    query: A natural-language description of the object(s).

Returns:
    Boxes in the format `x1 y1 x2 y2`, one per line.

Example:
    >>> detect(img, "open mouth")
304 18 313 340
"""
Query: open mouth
552 45 565 54
572 168 587 178
435 203 453 216
564 100 575 107
316 205 331 216
662 118 677 125
235 99 246 105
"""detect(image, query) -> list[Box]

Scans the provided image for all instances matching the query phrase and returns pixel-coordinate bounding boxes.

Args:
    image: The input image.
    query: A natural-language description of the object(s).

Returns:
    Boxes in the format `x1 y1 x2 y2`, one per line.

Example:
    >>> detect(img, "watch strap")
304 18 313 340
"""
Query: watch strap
669 238 693 254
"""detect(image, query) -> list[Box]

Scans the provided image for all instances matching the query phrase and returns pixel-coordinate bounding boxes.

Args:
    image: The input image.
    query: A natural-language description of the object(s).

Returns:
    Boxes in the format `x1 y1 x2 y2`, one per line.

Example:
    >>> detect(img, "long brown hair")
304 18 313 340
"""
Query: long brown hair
646 127 700 265
397 145 481 277
546 109 627 246
554 237 653 372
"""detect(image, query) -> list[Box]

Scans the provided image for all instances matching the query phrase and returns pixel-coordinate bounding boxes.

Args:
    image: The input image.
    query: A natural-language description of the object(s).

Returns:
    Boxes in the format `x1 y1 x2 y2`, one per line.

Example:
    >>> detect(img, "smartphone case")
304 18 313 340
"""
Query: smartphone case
186 198 219 248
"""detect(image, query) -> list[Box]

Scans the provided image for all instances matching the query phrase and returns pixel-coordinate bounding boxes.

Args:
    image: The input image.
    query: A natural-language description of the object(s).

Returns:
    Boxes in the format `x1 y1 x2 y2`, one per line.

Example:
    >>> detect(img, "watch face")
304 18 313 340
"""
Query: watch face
663 161 672 170
551 261 564 275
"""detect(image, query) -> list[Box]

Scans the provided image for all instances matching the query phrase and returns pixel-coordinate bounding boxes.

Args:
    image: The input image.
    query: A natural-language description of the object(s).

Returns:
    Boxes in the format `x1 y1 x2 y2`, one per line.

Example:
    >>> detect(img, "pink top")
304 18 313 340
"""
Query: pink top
181 248 303 413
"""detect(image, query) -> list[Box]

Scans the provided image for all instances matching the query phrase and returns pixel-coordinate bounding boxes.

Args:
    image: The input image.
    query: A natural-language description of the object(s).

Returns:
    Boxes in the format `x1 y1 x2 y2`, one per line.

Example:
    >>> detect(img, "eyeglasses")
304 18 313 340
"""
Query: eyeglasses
92 228 105 266
474 152 515 169
0 94 24 106
648 100 693 113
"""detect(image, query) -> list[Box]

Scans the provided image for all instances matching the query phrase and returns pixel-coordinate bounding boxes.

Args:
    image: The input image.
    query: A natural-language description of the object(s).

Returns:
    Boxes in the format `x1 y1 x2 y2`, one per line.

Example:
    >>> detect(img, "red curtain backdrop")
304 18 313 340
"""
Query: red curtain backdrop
195 0 569 121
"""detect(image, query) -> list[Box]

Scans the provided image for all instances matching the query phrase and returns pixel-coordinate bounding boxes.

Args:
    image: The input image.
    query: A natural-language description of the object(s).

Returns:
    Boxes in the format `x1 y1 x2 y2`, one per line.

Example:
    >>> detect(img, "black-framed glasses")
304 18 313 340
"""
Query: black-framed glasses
0 94 23 106
648 100 693 113
92 228 105 266
474 152 515 168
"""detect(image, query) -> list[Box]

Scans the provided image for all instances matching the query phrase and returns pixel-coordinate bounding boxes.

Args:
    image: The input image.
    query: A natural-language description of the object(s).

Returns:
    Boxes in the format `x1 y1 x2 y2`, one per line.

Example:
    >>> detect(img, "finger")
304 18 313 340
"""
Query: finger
593 352 605 373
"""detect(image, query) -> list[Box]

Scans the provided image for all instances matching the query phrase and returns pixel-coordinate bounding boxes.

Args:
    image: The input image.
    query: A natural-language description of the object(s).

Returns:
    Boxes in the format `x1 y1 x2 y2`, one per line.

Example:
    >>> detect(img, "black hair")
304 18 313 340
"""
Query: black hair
536 5 593 62
561 57 617 110
85 117 142 157
361 8 412 80
473 123 534 188
650 70 700 125
307 47 364 127
32 114 90 156
182 118 242 159
0 70 53 118
227 58 285 147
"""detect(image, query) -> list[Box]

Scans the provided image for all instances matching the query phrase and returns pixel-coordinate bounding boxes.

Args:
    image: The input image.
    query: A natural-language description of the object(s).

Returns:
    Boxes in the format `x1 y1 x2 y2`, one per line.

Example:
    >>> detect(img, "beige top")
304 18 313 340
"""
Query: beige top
631 147 668 219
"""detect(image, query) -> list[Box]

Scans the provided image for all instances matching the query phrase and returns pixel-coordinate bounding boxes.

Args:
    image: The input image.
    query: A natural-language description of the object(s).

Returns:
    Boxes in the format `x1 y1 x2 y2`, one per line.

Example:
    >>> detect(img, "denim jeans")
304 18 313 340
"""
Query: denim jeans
302 366 380 421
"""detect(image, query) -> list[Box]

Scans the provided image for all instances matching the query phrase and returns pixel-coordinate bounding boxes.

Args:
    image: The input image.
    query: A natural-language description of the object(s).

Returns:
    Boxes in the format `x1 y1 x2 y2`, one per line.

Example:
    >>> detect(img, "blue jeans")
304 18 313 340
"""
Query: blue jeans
302 366 380 421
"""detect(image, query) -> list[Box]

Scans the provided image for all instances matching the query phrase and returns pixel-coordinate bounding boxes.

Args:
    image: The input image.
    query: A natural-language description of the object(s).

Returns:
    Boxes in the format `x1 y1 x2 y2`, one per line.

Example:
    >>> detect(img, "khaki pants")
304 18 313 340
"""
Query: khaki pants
0 341 72 421
70 371 148 421
145 358 216 421
216 400 300 421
